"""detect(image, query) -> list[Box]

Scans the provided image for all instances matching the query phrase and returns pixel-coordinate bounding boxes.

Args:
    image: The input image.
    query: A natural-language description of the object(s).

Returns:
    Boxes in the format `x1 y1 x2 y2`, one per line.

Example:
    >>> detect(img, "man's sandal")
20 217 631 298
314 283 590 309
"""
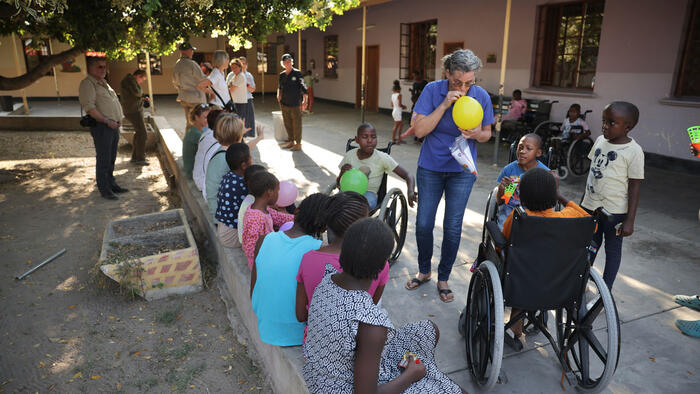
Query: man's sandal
437 286 454 303
674 295 700 311
405 276 431 290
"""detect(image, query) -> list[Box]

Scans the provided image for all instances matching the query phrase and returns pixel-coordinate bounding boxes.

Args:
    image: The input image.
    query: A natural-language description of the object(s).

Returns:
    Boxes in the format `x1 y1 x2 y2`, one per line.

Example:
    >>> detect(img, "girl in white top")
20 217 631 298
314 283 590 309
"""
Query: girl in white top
207 50 231 108
560 103 590 140
391 80 407 144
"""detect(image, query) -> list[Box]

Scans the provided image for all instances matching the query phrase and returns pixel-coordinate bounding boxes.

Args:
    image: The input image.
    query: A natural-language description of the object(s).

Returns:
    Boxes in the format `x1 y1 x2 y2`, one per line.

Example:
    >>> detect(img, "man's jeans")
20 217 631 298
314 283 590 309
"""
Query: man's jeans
90 123 120 195
416 167 476 281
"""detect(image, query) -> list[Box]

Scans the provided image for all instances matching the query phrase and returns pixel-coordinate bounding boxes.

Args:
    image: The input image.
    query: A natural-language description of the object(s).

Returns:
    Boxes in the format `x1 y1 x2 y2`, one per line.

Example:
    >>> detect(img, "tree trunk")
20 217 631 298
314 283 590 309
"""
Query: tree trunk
0 46 83 91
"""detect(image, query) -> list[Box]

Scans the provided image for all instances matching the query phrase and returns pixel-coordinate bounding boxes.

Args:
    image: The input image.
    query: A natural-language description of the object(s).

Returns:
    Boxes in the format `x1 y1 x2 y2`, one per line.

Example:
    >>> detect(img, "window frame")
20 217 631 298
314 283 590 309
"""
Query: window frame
674 0 700 98
532 0 604 91
22 37 53 77
399 19 438 82
324 35 339 79
136 53 162 76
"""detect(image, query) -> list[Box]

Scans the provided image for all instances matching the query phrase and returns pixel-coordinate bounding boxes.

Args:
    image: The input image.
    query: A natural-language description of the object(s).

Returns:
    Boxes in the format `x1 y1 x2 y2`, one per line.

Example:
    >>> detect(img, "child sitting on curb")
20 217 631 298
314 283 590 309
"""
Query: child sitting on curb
241 171 294 269
215 143 252 248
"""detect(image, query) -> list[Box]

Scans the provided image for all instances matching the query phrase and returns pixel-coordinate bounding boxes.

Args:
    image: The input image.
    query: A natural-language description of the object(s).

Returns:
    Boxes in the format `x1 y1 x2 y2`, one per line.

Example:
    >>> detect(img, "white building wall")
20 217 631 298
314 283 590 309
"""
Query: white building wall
280 0 698 160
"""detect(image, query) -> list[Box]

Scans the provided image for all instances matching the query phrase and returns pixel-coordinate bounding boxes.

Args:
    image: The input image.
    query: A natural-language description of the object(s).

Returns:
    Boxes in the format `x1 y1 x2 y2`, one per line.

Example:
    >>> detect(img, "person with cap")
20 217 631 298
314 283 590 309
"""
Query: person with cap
120 69 149 165
277 54 308 151
79 56 128 200
172 42 211 130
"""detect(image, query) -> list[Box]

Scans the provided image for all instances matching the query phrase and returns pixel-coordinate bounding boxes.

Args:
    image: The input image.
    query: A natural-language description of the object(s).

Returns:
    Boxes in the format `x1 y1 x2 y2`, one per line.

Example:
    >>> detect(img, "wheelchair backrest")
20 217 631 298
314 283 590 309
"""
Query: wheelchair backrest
503 208 595 311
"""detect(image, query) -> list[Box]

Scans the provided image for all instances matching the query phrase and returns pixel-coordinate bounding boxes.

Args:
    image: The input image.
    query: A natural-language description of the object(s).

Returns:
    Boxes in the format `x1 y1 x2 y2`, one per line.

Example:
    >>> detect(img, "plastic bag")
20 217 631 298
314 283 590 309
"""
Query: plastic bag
449 135 477 175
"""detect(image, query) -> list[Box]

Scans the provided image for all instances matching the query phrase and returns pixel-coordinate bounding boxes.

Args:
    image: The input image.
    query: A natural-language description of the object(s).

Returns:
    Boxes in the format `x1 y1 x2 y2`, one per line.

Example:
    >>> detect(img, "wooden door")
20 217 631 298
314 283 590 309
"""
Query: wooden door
356 45 379 112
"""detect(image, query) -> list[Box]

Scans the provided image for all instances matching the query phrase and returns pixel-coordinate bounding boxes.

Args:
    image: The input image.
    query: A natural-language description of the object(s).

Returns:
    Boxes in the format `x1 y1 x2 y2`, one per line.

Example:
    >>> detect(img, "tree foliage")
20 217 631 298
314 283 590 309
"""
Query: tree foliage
0 0 359 90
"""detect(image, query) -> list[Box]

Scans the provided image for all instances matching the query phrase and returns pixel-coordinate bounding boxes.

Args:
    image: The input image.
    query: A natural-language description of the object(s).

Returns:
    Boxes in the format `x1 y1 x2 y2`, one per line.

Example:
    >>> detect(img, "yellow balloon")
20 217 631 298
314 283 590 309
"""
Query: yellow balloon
452 96 484 130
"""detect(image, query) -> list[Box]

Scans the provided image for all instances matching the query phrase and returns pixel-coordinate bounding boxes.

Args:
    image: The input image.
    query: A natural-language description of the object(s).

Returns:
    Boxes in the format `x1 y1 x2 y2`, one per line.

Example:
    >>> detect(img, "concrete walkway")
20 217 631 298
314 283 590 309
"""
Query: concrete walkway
11 96 700 392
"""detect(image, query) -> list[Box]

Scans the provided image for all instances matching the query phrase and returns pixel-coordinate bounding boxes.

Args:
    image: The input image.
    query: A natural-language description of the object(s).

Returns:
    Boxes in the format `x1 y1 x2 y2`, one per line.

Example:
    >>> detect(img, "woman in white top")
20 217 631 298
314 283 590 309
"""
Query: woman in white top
226 58 249 120
207 50 231 109
391 80 407 144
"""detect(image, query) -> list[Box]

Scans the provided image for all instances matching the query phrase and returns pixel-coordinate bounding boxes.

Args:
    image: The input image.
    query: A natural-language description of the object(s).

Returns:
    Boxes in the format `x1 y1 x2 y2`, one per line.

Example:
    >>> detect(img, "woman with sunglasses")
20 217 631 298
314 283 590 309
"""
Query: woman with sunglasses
404 49 494 303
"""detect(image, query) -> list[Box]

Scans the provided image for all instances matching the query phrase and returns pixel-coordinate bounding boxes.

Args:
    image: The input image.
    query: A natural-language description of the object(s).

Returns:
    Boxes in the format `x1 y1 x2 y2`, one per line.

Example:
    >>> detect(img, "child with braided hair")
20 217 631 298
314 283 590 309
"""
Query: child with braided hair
250 193 330 346
295 192 390 323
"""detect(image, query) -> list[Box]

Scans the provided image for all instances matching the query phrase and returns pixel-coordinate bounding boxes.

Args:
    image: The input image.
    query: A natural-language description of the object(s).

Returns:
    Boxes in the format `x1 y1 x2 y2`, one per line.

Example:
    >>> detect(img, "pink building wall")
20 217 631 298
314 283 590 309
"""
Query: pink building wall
282 0 697 160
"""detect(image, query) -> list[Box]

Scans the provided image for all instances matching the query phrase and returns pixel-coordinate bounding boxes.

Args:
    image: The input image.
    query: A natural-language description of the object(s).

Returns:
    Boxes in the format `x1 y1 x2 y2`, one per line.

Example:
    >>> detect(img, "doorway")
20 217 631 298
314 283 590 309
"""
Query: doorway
356 45 379 112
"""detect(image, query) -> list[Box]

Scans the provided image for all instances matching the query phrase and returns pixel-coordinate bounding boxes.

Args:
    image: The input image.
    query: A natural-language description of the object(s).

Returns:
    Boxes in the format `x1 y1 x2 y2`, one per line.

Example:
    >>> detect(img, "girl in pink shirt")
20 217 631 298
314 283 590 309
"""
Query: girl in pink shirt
295 191 390 323
241 171 294 269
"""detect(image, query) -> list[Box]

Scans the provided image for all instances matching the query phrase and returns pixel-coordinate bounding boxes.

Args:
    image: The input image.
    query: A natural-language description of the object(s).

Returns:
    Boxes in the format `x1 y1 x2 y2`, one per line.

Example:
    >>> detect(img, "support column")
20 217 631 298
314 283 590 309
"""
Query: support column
493 0 512 165
360 5 367 123
10 33 30 114
145 52 155 114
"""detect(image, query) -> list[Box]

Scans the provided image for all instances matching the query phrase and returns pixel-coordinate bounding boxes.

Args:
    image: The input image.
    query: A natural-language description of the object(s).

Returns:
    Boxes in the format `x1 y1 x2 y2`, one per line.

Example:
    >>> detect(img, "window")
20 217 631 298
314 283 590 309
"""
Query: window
256 43 277 74
675 0 700 97
324 35 338 78
136 53 162 75
533 1 604 90
399 20 437 81
22 37 52 76
256 45 268 74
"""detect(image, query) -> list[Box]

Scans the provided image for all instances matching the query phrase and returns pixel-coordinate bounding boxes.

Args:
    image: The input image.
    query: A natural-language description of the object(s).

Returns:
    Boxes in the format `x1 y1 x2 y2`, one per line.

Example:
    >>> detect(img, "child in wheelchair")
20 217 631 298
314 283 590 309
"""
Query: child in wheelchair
495 133 548 230
553 103 590 142
338 123 416 210
501 167 590 349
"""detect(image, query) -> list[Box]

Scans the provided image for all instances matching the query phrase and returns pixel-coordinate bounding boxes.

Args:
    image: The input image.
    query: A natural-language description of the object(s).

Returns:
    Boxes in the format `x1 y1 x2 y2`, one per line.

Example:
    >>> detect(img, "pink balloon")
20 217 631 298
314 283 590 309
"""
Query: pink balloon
276 180 298 207
279 221 294 232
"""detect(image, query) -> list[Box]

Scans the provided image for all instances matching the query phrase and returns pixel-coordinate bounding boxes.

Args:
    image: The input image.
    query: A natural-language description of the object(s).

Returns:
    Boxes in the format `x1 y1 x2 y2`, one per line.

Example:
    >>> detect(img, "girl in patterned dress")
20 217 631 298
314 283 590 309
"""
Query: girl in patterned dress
241 171 294 269
303 218 463 394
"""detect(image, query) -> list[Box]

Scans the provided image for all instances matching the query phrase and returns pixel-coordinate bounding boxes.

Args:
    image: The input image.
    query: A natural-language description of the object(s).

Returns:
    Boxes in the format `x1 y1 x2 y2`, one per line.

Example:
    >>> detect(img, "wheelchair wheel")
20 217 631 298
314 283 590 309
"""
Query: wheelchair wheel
554 267 620 392
378 188 408 265
567 137 593 176
465 260 503 391
533 121 562 141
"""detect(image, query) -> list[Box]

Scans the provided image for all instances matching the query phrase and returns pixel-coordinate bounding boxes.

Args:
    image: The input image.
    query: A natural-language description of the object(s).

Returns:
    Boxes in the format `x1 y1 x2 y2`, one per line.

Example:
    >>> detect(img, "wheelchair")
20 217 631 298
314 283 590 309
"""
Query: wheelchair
533 110 595 180
336 138 408 265
492 97 560 145
463 202 621 392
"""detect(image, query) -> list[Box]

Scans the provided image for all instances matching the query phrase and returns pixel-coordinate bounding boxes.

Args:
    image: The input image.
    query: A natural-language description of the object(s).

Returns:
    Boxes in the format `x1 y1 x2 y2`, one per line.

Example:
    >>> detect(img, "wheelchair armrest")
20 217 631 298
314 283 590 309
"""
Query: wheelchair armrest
485 220 507 249
593 207 613 221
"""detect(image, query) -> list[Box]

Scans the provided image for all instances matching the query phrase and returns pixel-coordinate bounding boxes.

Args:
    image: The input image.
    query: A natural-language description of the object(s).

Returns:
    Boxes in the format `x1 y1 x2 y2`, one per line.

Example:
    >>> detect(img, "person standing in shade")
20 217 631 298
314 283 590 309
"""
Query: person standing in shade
120 69 149 165
226 58 248 121
79 57 128 200
172 42 210 130
239 56 256 137
277 54 308 152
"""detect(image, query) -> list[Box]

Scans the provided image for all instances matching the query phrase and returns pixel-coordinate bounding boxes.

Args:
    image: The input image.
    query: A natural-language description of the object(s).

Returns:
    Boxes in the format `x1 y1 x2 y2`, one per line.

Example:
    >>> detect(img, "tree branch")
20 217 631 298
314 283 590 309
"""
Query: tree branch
0 46 83 91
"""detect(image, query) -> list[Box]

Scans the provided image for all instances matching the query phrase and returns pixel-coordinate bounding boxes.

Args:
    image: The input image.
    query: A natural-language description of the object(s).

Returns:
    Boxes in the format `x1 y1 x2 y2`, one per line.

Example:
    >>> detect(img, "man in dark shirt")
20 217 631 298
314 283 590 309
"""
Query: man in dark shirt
120 69 149 165
277 53 308 151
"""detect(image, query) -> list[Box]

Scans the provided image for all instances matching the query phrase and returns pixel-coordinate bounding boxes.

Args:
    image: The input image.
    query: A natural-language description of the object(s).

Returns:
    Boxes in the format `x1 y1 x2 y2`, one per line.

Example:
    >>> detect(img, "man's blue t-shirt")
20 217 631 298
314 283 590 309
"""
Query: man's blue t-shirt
215 172 248 228
495 160 549 228
413 80 495 173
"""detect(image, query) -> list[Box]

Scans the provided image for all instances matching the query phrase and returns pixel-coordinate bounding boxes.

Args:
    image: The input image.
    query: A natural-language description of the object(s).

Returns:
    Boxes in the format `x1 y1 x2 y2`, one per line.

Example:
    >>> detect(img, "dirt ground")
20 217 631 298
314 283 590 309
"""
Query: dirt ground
0 131 270 393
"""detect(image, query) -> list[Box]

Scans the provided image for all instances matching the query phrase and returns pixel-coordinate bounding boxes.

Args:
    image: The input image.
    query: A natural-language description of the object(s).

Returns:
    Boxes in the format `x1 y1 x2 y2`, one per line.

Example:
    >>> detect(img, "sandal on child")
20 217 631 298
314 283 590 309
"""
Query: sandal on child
674 295 700 311
675 319 700 338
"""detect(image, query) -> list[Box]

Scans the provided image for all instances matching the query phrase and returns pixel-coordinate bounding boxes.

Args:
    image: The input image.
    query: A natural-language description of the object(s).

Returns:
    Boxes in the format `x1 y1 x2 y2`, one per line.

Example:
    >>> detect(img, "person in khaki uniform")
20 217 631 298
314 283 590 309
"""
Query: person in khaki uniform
172 42 210 130
79 57 127 200
120 69 149 165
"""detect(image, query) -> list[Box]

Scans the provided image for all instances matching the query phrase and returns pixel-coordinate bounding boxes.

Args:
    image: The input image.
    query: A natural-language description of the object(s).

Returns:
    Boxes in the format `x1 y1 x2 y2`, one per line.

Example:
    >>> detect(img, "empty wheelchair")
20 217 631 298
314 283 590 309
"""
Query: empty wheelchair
463 206 620 392
336 138 408 265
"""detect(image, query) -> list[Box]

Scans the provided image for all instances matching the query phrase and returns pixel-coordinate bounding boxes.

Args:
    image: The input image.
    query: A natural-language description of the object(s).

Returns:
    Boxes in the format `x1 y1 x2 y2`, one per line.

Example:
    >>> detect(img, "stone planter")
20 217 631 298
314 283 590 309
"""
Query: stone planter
99 209 202 301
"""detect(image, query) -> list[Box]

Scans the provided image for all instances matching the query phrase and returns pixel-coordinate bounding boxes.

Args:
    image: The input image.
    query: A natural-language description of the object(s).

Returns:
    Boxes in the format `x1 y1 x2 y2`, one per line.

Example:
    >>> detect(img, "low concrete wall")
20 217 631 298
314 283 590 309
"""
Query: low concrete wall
151 116 308 394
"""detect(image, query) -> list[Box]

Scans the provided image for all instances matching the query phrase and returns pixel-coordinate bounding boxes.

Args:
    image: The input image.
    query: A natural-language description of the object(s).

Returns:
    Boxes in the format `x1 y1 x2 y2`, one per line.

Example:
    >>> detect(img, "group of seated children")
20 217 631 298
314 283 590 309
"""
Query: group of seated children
249 195 463 393
494 101 643 350
181 104 263 221
337 123 416 210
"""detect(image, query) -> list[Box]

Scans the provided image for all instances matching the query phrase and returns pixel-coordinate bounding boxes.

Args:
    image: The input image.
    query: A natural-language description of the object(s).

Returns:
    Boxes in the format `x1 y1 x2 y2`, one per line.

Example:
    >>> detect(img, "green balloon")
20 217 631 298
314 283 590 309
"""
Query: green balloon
340 169 368 195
